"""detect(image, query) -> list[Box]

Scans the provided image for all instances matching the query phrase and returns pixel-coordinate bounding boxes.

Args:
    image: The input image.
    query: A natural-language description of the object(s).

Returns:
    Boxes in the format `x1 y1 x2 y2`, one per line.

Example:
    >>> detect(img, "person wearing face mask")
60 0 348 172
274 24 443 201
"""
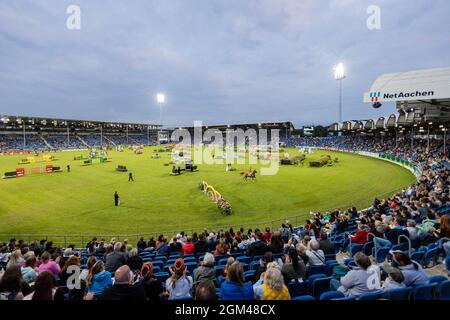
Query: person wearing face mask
97 265 147 301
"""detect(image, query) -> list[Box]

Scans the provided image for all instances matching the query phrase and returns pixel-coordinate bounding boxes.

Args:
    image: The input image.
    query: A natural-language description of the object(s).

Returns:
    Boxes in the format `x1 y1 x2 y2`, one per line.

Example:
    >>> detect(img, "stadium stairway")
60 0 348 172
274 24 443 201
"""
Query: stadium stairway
103 135 116 146
40 135 53 149
76 135 90 148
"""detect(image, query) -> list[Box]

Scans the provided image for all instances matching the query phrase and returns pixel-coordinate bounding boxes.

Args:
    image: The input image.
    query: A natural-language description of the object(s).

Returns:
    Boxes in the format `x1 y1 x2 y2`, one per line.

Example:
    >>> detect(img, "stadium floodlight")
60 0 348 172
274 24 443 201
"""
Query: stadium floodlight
333 62 345 80
333 62 346 123
156 93 165 104
156 93 165 129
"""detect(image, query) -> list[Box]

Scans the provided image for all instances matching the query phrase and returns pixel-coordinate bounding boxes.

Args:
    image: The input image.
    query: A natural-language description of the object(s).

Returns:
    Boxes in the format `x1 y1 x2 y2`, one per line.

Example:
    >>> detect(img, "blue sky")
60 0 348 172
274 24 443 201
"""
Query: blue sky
0 0 449 127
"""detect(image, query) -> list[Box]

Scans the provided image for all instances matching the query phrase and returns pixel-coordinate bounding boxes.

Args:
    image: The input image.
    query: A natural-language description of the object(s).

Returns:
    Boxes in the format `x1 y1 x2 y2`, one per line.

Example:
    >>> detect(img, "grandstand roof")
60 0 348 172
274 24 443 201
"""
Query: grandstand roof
363 67 450 103
0 114 160 131
364 67 450 123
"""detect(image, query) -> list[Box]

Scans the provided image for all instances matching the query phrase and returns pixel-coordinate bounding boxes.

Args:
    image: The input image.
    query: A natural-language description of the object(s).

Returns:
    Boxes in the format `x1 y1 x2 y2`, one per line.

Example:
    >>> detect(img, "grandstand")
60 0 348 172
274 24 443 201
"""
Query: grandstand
0 115 161 151
1 109 449 301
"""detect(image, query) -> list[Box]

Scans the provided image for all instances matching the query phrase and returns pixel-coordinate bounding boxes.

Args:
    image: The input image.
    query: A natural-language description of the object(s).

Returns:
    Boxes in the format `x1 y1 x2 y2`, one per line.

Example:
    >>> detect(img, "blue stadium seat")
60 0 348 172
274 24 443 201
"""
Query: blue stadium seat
154 272 169 283
325 254 336 261
218 258 228 265
411 283 438 300
152 266 161 273
252 255 263 262
288 280 307 298
350 244 364 257
308 274 327 292
311 277 332 299
445 256 450 272
357 291 383 300
383 287 412 300
184 256 197 263
331 296 356 300
244 270 256 282
437 280 450 300
372 247 390 263
428 275 448 284
215 255 227 264
422 248 439 267
363 241 374 256
390 242 409 252
411 251 425 264
309 265 325 276
292 295 315 300
215 265 225 276
325 262 338 276
250 261 260 271
185 262 198 274
152 260 164 269
320 291 345 300
236 256 250 264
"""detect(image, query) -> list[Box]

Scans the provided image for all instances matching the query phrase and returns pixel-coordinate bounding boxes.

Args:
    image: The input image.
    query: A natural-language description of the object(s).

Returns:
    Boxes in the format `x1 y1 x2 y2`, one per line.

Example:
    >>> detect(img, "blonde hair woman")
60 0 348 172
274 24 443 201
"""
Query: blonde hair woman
6 250 24 270
258 267 290 300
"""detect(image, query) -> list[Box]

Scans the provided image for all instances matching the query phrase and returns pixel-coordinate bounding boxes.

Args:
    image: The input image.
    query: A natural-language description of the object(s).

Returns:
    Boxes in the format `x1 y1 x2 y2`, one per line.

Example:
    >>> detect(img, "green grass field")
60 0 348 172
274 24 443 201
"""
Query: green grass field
0 147 415 240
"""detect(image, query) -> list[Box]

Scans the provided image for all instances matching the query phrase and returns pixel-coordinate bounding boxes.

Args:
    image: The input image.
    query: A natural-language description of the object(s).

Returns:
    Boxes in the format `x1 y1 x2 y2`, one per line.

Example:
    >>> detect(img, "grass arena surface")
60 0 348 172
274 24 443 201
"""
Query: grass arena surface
0 147 415 238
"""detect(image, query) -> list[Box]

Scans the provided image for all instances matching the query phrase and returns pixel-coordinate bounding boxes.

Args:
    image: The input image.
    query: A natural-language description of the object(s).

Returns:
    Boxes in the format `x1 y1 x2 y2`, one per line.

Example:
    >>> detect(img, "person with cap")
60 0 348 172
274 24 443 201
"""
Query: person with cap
166 258 193 300
97 265 146 301
139 262 163 301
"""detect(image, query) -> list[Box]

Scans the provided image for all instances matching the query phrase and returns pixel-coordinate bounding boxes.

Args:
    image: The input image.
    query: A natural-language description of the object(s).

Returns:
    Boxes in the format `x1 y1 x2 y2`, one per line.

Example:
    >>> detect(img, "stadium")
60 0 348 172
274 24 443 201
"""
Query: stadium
0 1 449 307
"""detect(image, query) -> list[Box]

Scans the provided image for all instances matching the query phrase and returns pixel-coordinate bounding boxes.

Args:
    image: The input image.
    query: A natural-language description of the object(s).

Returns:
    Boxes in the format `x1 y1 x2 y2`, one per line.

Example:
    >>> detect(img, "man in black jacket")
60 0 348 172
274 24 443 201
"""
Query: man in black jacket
99 265 147 301
247 231 268 260
385 216 410 244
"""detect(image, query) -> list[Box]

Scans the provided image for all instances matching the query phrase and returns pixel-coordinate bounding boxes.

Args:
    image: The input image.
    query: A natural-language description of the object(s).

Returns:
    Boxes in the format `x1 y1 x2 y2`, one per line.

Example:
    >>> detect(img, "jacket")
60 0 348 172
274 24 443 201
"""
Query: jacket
99 284 147 301
87 271 113 296
338 266 382 297
398 262 429 287
220 280 255 300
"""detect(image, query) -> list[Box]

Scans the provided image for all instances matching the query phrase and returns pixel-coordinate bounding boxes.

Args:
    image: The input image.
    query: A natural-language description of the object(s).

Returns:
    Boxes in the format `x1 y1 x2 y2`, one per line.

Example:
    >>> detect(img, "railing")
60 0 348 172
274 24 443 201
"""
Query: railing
398 235 412 257
367 233 378 263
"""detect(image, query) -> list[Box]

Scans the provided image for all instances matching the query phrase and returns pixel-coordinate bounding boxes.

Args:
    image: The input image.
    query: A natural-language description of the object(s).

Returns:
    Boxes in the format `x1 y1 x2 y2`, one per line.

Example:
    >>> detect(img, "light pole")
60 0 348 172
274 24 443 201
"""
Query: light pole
156 93 165 146
334 62 346 123
427 122 432 152
156 93 165 128
441 125 447 155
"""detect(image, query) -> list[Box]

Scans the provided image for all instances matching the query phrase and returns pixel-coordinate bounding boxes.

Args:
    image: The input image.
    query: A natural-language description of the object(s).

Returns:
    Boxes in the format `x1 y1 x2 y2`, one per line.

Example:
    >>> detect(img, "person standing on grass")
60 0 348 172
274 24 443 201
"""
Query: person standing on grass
128 172 134 182
67 164 70 172
114 192 120 206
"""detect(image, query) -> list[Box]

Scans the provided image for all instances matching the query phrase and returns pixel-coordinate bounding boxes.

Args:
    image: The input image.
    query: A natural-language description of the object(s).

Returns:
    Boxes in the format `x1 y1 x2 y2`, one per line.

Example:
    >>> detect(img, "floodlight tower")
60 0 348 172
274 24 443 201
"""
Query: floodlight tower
156 93 165 146
334 62 346 123
156 93 165 128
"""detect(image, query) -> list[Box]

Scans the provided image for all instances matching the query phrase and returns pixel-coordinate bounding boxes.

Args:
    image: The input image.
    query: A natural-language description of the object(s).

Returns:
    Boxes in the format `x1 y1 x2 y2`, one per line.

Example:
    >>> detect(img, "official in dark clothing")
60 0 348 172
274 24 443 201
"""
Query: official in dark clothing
114 192 120 206
67 164 71 172
128 172 134 182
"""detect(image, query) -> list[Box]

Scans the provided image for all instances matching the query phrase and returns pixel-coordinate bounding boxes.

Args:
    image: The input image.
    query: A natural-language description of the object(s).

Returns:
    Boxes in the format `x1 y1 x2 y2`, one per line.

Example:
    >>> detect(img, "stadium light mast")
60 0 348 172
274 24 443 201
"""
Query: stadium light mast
156 93 165 146
156 93 165 128
333 62 346 123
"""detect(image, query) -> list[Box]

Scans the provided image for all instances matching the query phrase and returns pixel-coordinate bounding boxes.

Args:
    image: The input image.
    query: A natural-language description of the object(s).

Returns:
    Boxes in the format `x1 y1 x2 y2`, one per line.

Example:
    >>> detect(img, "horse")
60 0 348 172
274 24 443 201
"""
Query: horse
240 169 257 180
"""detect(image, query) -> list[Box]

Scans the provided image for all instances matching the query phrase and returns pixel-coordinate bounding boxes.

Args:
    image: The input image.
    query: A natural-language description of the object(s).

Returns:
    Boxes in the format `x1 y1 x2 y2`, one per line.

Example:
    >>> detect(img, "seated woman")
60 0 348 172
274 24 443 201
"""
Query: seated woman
254 263 290 300
166 259 193 300
330 252 382 298
86 261 113 298
220 262 254 300
390 251 429 287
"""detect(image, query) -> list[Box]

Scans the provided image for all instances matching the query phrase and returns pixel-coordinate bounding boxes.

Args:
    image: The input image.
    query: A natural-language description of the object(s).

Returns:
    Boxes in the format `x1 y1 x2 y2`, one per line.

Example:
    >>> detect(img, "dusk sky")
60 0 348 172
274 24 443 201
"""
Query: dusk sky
1 0 449 127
